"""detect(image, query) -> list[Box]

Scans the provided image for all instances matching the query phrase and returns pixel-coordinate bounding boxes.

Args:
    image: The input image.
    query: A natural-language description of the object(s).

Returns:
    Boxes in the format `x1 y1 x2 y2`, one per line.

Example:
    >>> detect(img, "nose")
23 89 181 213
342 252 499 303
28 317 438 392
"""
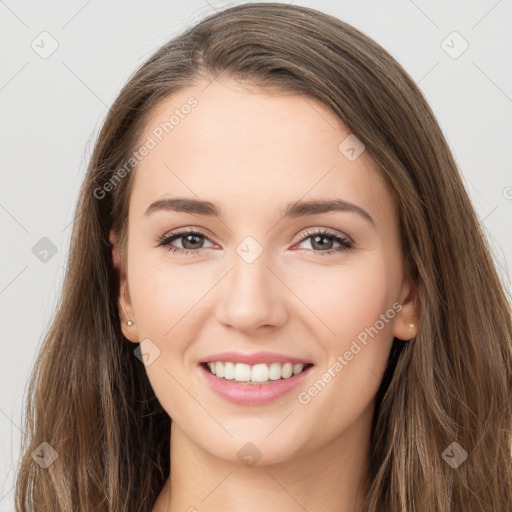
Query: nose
215 250 289 335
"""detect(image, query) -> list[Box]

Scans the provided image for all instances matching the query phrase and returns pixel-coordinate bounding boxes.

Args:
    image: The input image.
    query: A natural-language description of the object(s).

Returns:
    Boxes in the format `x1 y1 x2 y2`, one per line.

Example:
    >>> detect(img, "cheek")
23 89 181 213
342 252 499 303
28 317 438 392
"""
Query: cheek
292 255 394 345
127 255 208 414
129 246 204 333
292 255 395 401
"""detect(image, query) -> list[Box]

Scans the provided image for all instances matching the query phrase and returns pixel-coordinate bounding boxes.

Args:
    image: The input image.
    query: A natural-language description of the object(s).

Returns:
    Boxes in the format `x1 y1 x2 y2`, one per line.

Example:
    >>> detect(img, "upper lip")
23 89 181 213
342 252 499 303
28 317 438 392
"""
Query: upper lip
200 351 313 366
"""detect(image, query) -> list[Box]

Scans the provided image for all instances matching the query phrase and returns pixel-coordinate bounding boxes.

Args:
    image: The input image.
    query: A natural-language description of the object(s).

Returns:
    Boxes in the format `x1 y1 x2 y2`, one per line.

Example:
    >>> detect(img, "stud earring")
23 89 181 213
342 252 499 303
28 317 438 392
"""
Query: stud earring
409 323 414 329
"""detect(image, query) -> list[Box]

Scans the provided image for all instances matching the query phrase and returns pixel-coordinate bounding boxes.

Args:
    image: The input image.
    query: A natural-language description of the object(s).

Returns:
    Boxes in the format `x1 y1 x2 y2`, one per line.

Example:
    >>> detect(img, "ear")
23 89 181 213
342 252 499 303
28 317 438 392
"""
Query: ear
392 276 420 341
109 229 139 343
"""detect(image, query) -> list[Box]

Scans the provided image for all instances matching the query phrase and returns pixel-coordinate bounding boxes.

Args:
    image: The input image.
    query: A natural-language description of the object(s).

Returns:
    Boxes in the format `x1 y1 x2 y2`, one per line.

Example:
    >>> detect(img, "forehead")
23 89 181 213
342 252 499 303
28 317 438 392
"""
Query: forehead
129 78 395 227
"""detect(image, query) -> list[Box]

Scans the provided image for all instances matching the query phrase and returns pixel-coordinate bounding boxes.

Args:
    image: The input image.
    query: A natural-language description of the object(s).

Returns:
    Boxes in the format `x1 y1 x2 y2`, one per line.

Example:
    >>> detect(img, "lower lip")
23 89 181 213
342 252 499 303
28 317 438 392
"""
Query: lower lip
198 363 313 405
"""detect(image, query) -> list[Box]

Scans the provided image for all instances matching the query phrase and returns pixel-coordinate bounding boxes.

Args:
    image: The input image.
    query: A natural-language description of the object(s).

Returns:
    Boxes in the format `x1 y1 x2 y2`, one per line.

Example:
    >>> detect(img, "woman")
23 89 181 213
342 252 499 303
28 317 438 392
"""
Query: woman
15 3 512 511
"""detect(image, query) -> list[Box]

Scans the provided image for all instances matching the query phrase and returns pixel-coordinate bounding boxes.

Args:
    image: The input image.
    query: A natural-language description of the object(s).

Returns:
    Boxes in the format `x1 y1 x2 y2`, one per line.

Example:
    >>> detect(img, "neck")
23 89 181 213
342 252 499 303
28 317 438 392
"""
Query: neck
153 406 373 512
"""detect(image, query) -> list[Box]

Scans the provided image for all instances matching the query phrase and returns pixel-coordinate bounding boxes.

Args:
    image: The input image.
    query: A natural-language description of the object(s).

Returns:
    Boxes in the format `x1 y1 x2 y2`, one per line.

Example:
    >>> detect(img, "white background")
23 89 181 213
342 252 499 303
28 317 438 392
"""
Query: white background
1 0 511 509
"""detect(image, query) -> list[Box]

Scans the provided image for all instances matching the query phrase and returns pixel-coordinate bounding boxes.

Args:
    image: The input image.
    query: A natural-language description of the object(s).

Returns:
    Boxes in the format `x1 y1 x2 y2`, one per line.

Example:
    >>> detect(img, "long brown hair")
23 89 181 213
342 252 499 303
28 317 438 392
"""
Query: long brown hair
15 3 512 510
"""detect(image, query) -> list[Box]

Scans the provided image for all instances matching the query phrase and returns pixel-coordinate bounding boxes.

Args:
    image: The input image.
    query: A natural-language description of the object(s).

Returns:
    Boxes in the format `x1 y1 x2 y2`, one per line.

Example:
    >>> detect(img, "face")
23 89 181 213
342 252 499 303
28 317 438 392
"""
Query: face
110 77 417 466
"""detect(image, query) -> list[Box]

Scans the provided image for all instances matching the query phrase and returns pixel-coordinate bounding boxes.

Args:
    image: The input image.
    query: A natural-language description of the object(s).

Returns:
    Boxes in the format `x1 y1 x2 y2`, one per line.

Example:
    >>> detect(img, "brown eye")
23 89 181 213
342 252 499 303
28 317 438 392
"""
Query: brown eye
157 229 215 255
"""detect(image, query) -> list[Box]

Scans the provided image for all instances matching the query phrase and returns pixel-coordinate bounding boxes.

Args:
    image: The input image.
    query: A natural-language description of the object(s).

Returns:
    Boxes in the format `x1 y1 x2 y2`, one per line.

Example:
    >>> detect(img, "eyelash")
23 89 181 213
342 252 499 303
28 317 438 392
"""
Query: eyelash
156 227 353 257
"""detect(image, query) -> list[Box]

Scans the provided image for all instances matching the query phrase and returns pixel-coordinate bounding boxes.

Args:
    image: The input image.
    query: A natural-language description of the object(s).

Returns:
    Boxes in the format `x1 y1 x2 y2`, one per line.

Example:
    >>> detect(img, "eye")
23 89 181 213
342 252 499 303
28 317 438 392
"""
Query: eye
294 228 353 256
156 228 215 256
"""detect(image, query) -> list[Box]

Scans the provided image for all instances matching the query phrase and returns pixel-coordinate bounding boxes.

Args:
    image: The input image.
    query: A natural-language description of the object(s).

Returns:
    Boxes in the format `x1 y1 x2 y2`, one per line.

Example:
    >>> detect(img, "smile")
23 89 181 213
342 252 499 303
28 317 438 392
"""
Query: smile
198 360 314 405
203 361 312 384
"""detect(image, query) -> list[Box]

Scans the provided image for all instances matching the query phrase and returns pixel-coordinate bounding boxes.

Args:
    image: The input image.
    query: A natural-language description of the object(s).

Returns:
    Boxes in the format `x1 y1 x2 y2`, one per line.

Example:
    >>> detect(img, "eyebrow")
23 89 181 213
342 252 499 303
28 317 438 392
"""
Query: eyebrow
144 197 374 225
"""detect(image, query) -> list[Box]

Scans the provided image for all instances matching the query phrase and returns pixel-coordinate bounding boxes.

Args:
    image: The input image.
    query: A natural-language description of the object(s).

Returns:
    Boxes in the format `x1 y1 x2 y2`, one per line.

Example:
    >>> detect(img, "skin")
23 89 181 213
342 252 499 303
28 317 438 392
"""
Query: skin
110 77 418 512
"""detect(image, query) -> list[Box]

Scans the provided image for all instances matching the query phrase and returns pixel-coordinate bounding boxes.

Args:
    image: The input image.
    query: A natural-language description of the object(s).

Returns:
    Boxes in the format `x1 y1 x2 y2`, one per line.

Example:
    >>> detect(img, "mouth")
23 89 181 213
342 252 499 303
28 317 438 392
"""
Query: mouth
198 358 314 405
200 361 314 385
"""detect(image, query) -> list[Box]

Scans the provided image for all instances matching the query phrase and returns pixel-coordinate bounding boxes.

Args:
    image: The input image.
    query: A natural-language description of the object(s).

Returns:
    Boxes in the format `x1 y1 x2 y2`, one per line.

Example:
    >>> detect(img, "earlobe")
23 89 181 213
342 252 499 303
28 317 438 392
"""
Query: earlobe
393 277 420 341
109 230 139 343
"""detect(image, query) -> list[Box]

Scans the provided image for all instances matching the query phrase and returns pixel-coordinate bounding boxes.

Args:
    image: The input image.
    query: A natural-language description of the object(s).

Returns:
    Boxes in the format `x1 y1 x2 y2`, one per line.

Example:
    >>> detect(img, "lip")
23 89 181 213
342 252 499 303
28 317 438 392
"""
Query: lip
198 362 314 406
200 351 313 366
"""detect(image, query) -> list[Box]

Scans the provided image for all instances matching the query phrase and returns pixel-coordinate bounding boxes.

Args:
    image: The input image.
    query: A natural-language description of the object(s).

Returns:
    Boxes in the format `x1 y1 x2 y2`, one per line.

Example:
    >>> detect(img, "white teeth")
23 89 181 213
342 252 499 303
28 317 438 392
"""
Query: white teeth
282 362 293 379
234 363 251 382
251 363 268 383
268 362 282 380
206 361 307 383
224 362 235 380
